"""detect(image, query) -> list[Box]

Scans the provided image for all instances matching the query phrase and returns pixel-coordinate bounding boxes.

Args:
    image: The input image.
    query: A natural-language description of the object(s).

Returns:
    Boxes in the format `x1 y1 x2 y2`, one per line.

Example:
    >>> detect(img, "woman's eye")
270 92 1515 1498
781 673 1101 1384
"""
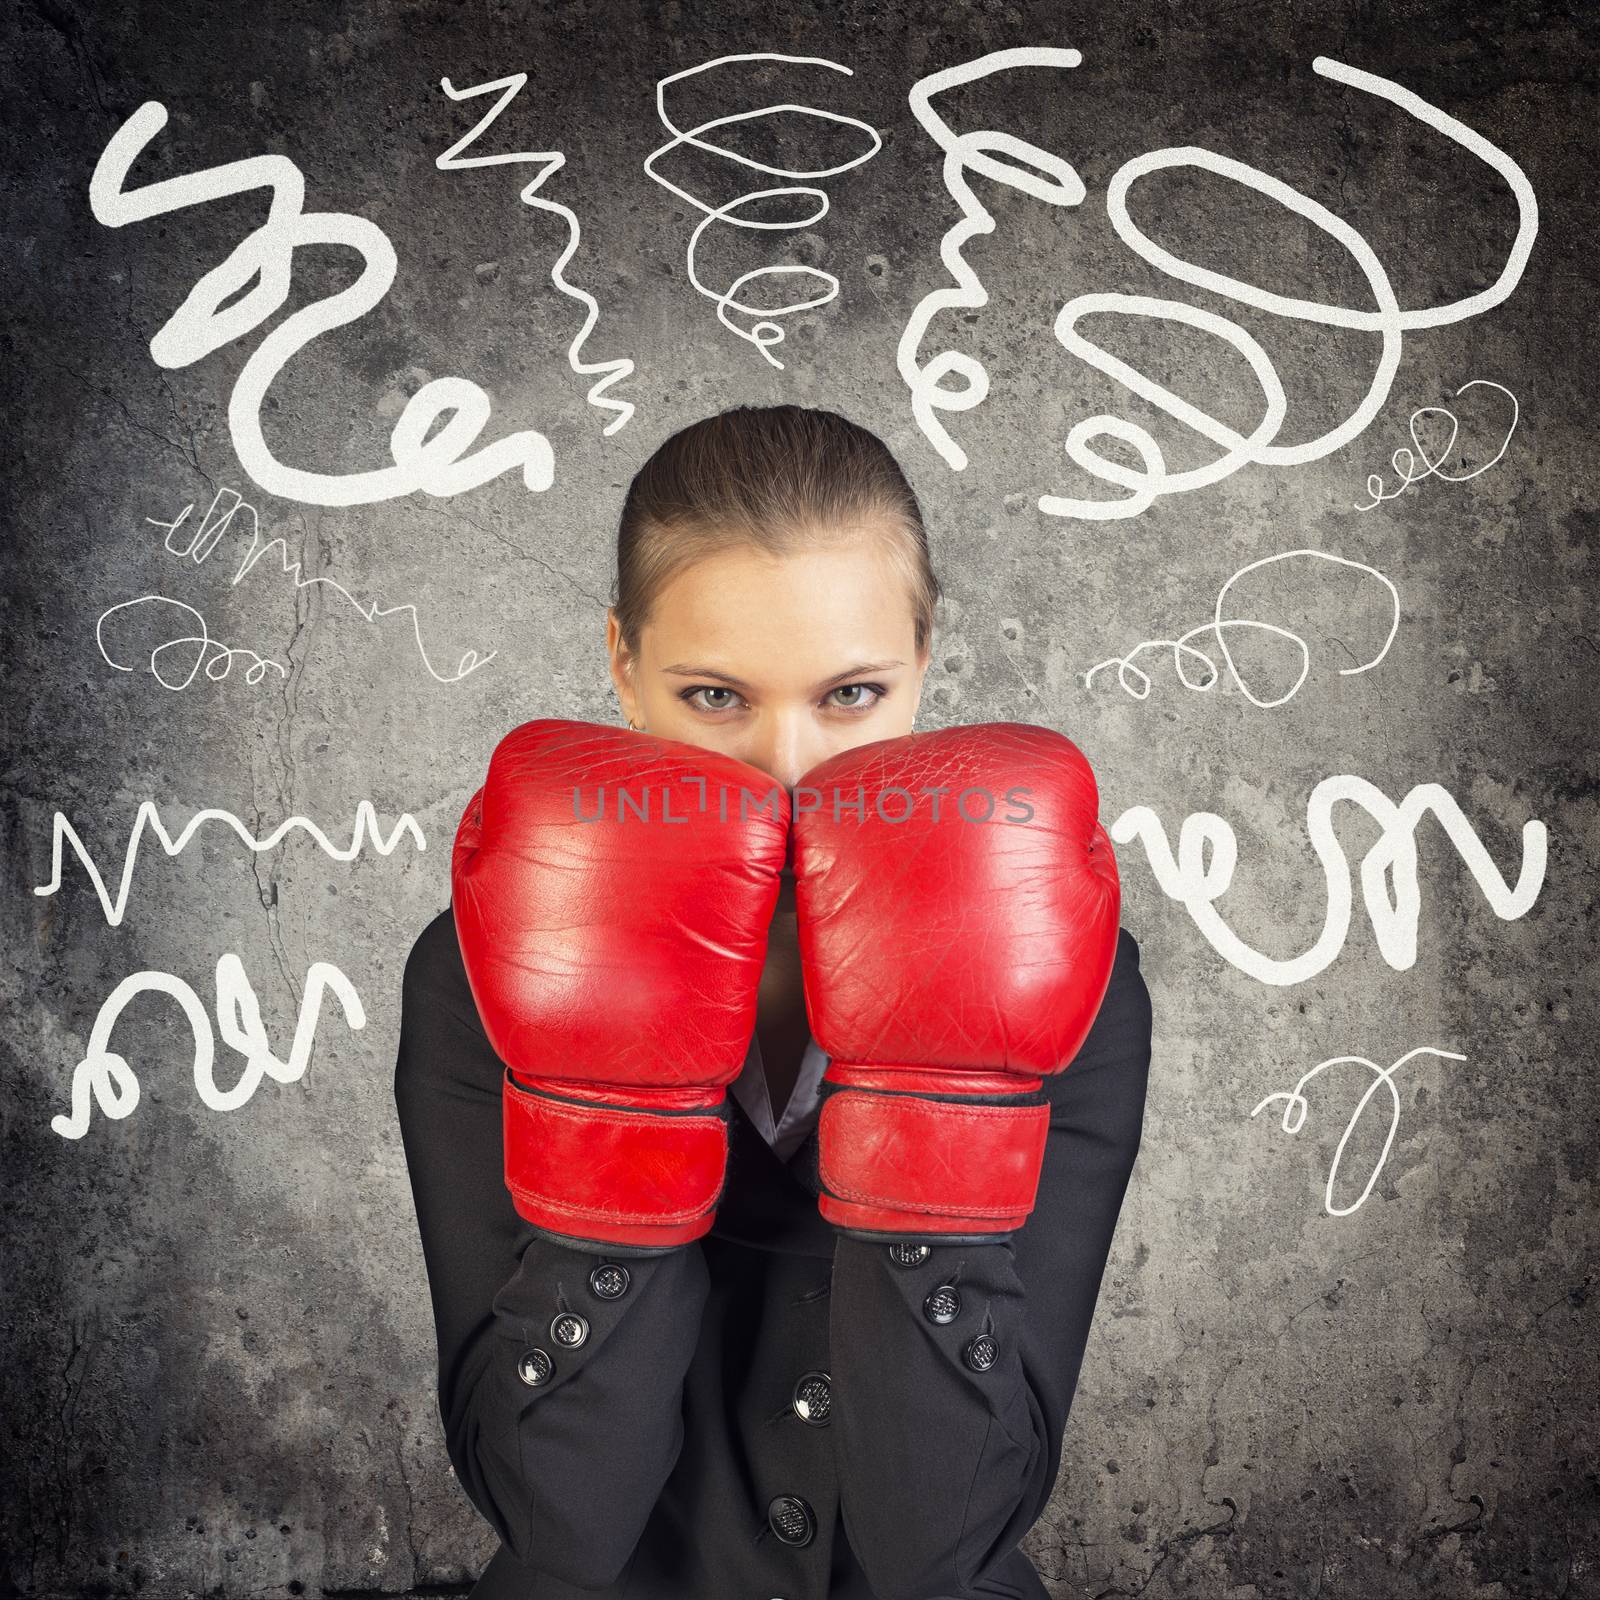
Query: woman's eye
686 686 741 712
826 683 884 711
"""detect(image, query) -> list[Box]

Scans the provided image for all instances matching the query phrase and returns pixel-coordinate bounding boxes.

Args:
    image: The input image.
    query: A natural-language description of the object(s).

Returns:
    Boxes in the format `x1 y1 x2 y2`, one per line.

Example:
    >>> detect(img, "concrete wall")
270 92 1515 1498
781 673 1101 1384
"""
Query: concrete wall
4 1 1594 1594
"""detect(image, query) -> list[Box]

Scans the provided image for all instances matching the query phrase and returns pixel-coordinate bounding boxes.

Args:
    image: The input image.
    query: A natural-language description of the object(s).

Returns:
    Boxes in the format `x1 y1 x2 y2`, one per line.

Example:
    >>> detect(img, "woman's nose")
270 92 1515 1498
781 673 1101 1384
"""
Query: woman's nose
744 721 824 794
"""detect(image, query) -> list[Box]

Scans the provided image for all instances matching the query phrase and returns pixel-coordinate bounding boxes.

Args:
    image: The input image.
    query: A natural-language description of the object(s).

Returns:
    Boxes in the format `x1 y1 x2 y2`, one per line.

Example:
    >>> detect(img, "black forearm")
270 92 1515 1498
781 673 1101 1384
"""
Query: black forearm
829 1235 1046 1600
393 907 709 1589
828 928 1154 1600
435 1228 709 1587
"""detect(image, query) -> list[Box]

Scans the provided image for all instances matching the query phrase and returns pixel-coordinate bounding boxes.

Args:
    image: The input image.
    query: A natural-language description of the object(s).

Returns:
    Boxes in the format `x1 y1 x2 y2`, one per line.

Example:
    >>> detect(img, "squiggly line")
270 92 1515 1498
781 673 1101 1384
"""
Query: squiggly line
1355 380 1518 511
1110 774 1547 985
138 487 496 683
89 100 554 506
644 52 882 368
1251 1046 1468 1216
1083 549 1399 708
899 51 1537 520
1050 54 1538 518
899 47 1086 470
33 798 427 928
97 594 288 688
51 954 366 1140
438 73 635 435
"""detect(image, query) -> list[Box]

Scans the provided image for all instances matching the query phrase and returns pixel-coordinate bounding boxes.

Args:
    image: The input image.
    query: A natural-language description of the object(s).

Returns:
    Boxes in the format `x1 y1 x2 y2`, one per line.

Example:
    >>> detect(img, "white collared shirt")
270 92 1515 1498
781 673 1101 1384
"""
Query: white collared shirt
727 1029 830 1163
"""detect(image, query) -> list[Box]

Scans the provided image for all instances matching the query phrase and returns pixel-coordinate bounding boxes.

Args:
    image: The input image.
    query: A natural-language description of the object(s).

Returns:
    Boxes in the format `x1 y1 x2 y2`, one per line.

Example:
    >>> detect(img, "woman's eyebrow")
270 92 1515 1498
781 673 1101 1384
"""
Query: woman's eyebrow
661 664 751 686
662 660 906 691
813 660 906 690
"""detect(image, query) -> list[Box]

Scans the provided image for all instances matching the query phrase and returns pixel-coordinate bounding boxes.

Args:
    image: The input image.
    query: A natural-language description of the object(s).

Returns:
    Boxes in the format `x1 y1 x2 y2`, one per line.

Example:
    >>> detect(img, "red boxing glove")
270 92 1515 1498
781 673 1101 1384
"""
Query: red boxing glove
452 719 789 1254
794 722 1120 1243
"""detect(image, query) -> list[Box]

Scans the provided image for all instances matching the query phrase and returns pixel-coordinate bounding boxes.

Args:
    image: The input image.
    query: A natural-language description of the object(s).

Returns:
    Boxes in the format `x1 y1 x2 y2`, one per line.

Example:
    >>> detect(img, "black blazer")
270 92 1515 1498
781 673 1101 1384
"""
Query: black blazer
394 906 1154 1599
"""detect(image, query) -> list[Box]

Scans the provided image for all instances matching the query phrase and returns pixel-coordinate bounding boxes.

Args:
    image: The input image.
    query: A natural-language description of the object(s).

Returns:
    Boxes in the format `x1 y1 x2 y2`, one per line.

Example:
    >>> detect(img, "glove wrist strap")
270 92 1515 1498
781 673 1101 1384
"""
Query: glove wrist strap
815 1068 1051 1239
503 1070 729 1250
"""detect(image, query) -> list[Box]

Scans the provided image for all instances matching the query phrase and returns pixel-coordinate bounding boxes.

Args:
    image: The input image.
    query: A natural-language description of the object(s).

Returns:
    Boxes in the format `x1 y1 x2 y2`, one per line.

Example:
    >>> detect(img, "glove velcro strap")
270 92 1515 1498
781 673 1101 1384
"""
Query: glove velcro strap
503 1070 729 1250
816 1072 1051 1237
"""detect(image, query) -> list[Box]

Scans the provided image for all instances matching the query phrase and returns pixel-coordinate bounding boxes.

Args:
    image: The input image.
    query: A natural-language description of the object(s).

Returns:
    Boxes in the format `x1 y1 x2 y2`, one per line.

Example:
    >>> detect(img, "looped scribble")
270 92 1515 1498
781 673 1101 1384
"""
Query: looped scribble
97 594 287 689
95 488 499 690
898 47 1086 471
88 101 554 507
644 52 882 368
1083 549 1399 708
50 955 367 1141
1355 379 1518 511
897 51 1537 521
1251 1046 1468 1215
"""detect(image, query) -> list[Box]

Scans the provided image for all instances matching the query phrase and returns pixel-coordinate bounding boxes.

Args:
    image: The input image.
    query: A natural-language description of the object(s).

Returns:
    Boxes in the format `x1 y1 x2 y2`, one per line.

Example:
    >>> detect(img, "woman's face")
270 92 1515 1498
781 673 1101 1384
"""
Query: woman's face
606 533 930 793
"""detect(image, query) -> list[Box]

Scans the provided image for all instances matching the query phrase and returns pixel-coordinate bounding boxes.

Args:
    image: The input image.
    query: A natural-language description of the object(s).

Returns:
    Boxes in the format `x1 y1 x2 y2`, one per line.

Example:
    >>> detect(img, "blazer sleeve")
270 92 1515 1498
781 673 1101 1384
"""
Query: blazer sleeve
828 926 1154 1600
392 906 711 1591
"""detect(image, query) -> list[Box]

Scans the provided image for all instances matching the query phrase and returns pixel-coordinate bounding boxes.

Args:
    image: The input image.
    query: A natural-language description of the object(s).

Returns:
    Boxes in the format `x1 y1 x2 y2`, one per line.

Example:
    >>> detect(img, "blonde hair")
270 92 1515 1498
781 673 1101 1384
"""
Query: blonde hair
612 404 940 654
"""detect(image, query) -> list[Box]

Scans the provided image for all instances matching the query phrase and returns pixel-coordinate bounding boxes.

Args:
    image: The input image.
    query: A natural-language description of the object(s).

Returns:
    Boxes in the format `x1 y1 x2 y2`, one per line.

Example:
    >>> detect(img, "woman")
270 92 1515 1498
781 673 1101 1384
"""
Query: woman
394 404 1154 1598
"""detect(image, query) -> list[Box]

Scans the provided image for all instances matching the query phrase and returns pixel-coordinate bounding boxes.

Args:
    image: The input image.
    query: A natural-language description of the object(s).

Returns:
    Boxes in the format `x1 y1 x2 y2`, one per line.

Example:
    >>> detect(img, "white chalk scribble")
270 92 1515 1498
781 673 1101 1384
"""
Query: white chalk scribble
645 52 881 368
899 52 1538 520
33 798 426 929
438 72 636 435
98 594 288 688
51 955 366 1140
89 101 555 507
899 47 1086 472
1111 776 1547 985
1354 380 1518 512
1251 1046 1468 1215
107 488 498 685
1083 550 1399 708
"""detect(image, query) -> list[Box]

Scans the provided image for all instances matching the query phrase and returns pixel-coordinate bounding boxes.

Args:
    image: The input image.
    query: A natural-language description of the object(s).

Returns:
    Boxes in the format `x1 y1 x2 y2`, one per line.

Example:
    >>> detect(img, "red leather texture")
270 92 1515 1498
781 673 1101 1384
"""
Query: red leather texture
452 719 790 1248
816 1081 1053 1234
793 722 1121 1238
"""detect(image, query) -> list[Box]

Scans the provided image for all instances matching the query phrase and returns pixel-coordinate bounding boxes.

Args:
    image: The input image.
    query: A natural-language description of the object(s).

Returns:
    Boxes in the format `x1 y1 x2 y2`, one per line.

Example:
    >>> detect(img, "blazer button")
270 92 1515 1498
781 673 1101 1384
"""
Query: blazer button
888 1241 932 1268
589 1262 631 1300
550 1312 589 1349
923 1283 962 1325
516 1348 554 1387
791 1370 832 1427
964 1333 999 1372
767 1493 816 1547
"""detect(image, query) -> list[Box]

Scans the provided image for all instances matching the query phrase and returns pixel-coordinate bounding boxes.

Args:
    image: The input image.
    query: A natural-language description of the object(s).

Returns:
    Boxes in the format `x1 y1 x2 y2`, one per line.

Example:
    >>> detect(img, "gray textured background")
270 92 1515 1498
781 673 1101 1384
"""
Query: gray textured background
4 1 1595 1595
